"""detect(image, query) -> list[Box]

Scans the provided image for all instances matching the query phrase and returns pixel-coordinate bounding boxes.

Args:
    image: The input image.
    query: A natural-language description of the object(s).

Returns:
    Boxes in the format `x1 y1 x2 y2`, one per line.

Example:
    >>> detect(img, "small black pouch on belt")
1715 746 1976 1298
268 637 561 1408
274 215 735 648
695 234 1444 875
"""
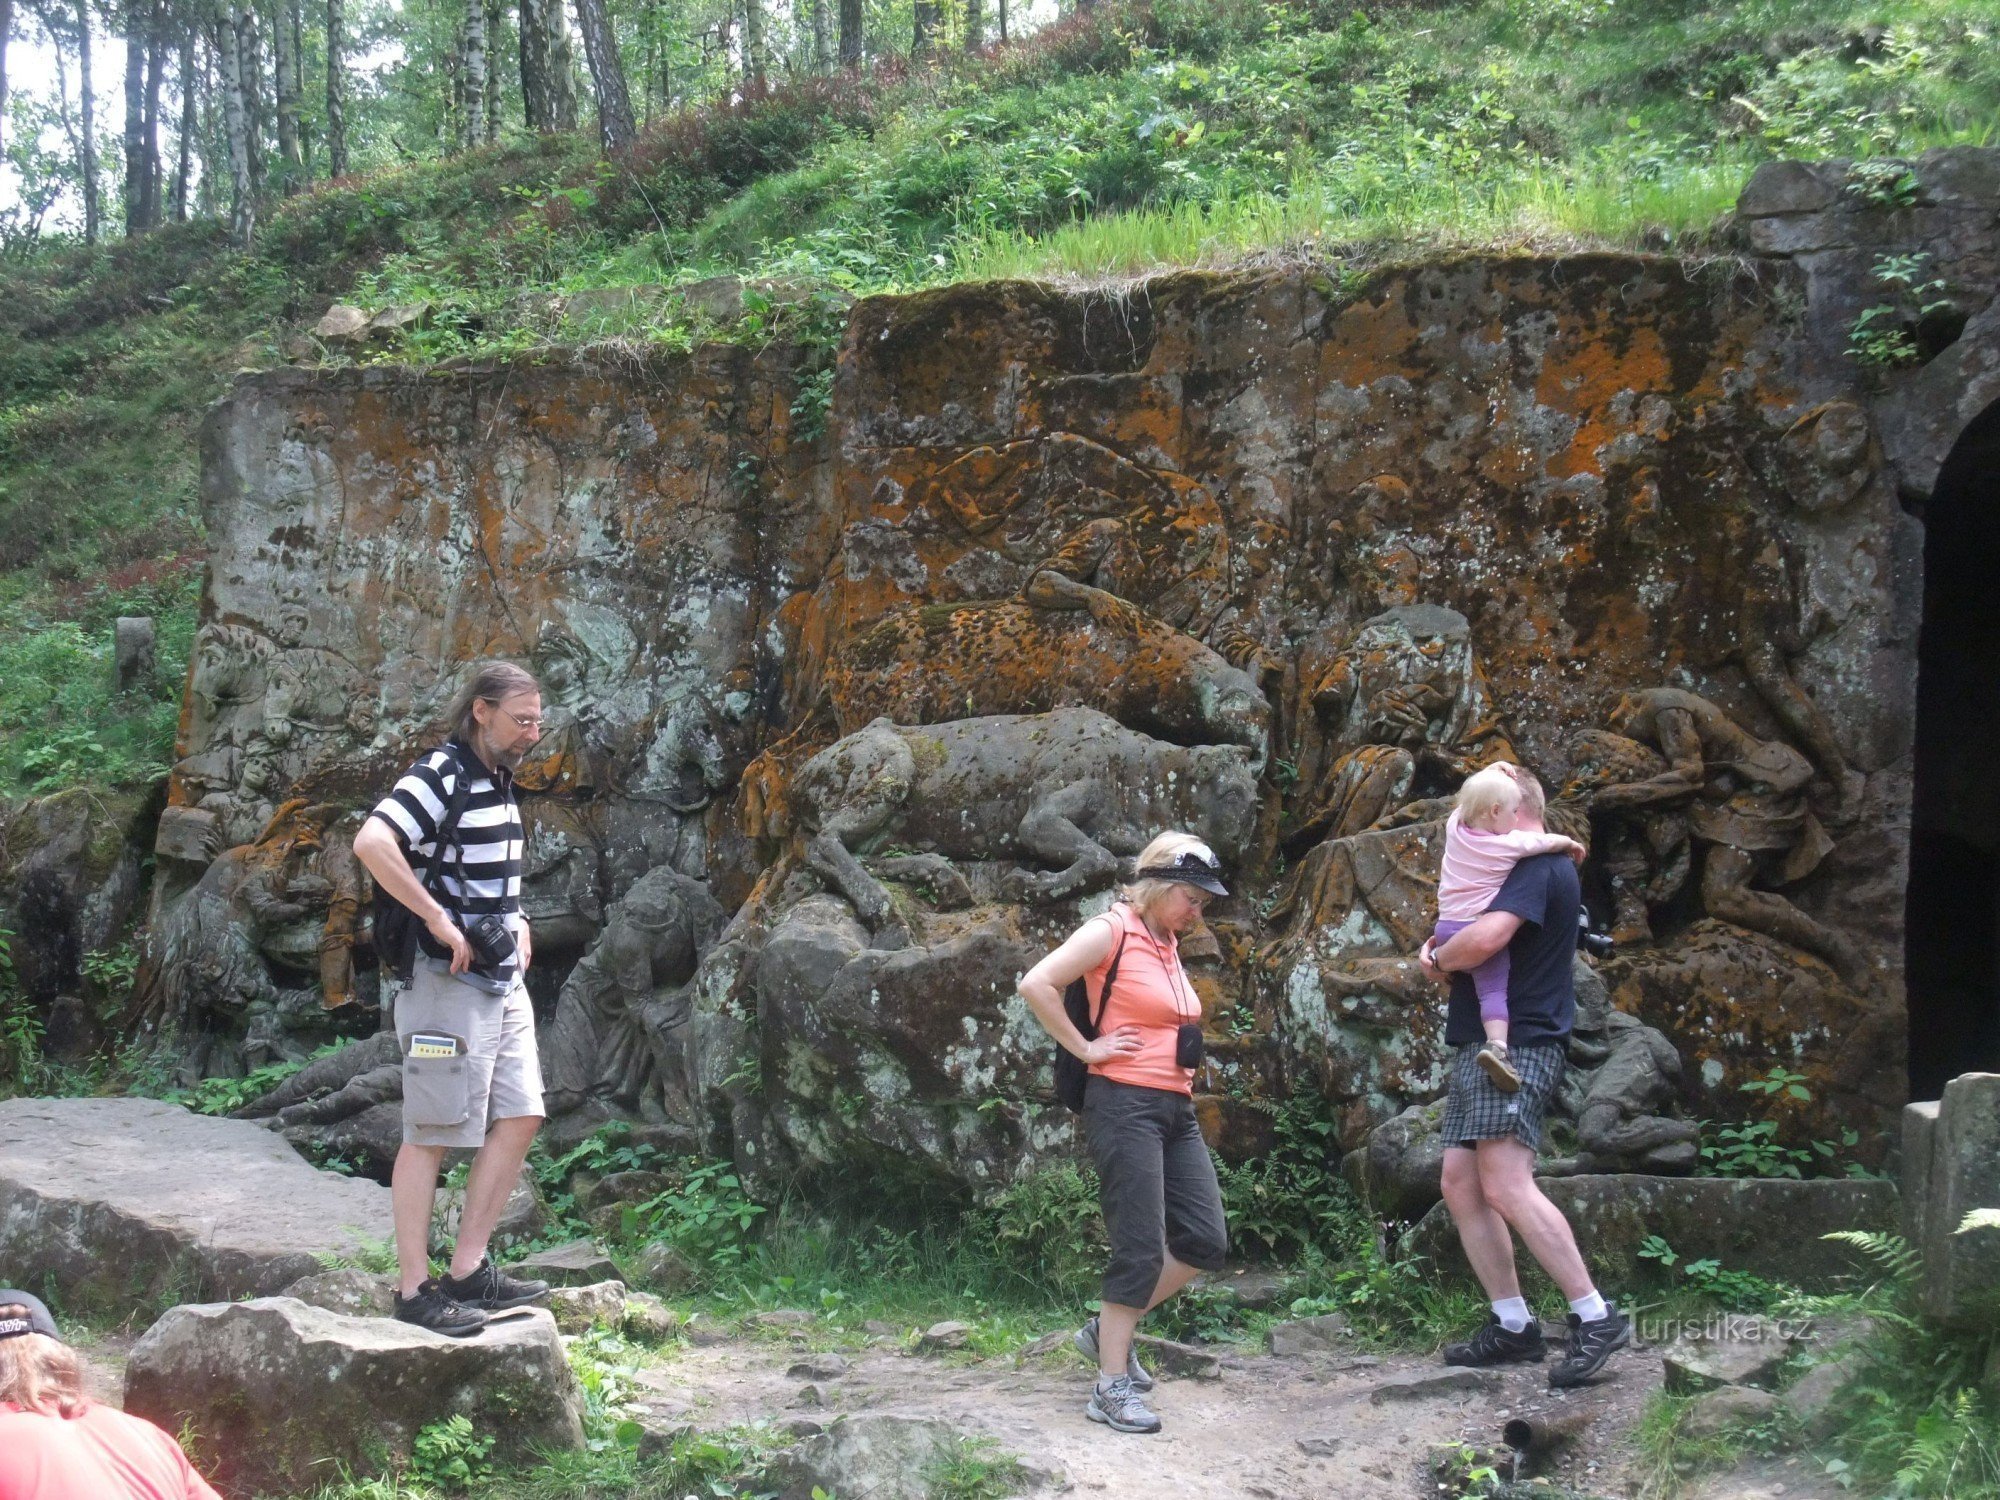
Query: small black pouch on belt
1175 1022 1205 1069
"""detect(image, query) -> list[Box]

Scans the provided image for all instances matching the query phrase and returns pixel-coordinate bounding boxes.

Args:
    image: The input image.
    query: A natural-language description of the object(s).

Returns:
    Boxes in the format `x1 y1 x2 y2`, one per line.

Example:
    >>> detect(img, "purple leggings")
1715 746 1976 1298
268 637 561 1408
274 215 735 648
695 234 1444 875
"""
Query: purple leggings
1433 917 1511 1025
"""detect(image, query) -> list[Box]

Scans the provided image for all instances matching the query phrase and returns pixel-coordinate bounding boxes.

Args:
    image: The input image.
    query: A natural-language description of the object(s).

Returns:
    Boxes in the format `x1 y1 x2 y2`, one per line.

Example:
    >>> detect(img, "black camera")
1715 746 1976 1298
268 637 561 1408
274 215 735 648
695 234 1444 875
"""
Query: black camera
1577 911 1615 960
464 913 518 973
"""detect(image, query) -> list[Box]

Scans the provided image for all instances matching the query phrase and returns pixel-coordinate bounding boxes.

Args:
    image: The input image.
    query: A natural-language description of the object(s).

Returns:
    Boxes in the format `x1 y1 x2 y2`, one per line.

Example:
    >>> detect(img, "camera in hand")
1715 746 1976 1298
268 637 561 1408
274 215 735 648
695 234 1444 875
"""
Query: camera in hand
1577 911 1615 960
464 913 518 973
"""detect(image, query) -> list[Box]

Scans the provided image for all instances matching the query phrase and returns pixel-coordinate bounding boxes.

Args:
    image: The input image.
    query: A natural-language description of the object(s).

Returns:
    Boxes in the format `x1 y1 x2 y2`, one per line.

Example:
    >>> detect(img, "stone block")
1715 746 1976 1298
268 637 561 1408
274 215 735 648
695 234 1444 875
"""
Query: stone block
548 1280 627 1334
1738 160 1840 219
1367 1368 1501 1403
758 1415 965 1500
153 805 221 866
123 1299 582 1496
1683 1384 1783 1439
917 1319 973 1352
280 1267 394 1319
1663 1315 1798 1392
622 1291 683 1342
1401 1175 1899 1289
1132 1333 1222 1380
1267 1312 1352 1356
0 1097 394 1309
515 1239 623 1287
1783 1354 1863 1440
1902 1099 1940 1247
113 616 155 693
1911 1073 2000 1327
787 1353 851 1380
312 303 371 340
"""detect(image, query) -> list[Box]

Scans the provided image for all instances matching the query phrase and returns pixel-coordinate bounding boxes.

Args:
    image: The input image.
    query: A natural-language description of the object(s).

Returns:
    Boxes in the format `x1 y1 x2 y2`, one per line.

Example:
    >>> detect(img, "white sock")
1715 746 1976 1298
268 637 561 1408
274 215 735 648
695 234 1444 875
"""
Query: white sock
1570 1290 1609 1322
1491 1296 1532 1333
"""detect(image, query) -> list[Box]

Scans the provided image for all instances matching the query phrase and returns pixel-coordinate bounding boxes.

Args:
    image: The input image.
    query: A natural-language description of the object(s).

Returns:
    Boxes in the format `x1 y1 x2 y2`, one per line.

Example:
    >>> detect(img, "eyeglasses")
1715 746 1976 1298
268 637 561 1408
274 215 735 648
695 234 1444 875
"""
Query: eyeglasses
482 701 546 731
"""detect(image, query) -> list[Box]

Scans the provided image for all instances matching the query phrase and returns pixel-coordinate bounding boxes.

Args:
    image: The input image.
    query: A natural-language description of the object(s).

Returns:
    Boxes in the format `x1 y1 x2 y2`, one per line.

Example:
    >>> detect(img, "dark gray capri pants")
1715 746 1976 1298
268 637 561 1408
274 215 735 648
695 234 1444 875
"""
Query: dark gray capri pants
1082 1076 1229 1308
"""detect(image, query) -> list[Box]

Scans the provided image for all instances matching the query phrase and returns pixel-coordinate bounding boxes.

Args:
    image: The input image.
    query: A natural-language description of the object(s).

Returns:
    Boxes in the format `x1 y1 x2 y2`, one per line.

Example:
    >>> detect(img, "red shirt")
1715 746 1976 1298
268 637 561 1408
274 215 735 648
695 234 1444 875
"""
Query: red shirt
0 1401 222 1500
1083 902 1203 1095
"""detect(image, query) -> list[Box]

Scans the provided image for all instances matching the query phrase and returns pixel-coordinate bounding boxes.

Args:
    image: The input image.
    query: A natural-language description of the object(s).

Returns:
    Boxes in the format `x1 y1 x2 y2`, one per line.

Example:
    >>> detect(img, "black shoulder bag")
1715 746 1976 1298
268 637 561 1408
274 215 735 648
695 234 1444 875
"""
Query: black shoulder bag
371 746 477 985
1054 925 1129 1112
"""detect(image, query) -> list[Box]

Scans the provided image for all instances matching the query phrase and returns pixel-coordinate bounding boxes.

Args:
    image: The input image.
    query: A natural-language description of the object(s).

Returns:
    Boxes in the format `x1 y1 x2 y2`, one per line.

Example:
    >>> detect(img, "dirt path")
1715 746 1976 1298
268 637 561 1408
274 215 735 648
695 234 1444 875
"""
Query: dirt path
630 1321 1667 1497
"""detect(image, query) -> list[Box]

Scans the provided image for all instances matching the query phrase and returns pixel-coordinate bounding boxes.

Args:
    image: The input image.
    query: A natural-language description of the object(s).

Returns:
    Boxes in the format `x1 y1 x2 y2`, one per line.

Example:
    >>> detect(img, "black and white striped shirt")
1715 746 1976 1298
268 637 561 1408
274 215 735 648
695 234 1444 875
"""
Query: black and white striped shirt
367 739 524 970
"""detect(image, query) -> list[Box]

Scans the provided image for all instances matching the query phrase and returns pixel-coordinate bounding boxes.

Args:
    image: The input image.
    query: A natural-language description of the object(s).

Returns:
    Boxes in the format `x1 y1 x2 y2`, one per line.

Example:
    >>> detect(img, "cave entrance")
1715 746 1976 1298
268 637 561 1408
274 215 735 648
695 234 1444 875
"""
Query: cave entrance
1908 397 2000 1101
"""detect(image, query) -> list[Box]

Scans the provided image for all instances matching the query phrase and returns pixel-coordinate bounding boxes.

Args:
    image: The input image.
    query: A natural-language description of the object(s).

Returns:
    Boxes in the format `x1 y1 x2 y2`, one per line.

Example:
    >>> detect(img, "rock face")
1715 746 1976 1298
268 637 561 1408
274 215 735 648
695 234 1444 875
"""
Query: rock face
0 1096 394 1304
134 150 2000 1187
122 1298 583 1497
1902 1072 2000 1327
1401 1174 1899 1288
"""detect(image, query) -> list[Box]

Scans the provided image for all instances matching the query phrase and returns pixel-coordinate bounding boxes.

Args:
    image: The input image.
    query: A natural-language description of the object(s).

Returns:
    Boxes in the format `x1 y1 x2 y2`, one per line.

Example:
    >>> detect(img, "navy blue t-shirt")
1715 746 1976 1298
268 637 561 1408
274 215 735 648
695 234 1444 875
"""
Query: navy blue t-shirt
1444 851 1580 1049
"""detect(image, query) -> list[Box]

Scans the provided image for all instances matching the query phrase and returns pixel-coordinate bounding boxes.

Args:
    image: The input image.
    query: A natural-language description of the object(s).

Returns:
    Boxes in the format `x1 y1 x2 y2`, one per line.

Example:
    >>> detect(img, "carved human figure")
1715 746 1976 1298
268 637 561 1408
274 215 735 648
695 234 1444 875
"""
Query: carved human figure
543 864 726 1114
794 709 1259 941
1596 688 1862 979
1559 729 1691 946
1288 604 1517 849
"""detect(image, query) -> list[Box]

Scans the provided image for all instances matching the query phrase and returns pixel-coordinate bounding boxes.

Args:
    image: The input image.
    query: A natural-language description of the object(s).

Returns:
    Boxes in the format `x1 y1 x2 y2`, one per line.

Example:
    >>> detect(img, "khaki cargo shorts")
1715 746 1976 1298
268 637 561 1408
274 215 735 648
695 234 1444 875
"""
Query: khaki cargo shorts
394 961 544 1149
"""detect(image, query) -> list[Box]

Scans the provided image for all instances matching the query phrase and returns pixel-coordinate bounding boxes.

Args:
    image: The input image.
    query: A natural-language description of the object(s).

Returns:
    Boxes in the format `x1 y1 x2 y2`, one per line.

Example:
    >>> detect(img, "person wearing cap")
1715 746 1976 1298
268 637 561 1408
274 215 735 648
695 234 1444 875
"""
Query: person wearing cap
0 1291 223 1500
1017 831 1230 1436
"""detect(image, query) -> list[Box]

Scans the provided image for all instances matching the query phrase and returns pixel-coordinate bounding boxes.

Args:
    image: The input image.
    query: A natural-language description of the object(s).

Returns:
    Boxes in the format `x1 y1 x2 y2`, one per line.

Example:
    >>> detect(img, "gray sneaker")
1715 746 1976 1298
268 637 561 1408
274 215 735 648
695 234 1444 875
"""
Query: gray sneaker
1074 1316 1155 1391
1086 1374 1162 1434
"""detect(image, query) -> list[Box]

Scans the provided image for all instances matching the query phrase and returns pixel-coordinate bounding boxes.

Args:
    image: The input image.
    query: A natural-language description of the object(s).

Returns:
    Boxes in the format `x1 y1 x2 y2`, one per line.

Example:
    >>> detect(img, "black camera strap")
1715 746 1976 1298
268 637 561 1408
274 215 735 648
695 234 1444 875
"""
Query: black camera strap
422 743 479 921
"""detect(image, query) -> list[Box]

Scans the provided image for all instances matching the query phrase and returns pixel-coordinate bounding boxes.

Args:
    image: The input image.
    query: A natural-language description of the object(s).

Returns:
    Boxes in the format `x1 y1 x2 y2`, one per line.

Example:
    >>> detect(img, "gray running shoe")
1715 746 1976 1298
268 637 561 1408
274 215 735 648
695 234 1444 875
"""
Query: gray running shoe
1074 1316 1155 1391
1086 1374 1162 1434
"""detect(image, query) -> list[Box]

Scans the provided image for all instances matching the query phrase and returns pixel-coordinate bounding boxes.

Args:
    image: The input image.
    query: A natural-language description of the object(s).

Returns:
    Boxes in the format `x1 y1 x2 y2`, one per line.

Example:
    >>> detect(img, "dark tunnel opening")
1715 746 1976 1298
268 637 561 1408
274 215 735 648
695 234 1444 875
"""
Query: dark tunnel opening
1908 397 2000 1101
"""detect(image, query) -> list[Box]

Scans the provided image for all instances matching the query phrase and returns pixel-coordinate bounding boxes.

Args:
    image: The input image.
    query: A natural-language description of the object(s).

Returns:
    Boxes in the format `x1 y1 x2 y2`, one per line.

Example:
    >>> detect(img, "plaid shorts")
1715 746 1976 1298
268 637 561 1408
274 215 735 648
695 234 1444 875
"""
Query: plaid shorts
1437 1042 1566 1151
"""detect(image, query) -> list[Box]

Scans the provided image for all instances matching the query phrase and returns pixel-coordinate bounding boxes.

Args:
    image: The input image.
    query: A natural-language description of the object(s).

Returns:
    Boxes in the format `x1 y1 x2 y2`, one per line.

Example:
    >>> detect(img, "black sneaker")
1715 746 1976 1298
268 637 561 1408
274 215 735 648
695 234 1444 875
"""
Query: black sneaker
1548 1306 1631 1388
1442 1314 1547 1367
394 1280 489 1338
440 1256 551 1311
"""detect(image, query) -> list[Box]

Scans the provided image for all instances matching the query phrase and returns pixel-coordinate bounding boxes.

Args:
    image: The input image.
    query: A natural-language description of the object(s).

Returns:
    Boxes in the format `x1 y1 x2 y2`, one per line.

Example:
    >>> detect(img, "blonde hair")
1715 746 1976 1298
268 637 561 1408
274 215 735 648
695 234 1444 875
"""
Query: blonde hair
444 660 540 742
0 1307 88 1419
1122 831 1213 915
1456 761 1549 824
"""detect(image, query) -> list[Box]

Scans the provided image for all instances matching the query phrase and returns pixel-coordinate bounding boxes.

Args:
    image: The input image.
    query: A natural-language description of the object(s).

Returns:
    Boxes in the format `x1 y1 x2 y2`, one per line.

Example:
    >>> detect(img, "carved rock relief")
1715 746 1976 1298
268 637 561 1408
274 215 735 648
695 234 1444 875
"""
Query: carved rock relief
156 247 1951 1185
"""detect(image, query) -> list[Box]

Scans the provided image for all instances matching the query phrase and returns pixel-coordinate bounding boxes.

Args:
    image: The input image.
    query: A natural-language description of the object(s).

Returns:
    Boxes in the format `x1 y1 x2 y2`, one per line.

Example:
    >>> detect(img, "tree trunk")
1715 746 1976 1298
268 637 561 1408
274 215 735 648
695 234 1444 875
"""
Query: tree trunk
912 0 937 56
483 0 500 140
237 2 263 201
807 0 828 71
324 0 345 175
459 0 486 147
124 1 146 231
77 0 100 243
963 0 981 49
273 0 300 185
518 0 575 131
141 3 165 225
837 0 859 65
997 0 1006 44
743 0 765 91
172 26 196 217
197 31 218 214
216 0 255 244
571 0 632 151
0 0 12 157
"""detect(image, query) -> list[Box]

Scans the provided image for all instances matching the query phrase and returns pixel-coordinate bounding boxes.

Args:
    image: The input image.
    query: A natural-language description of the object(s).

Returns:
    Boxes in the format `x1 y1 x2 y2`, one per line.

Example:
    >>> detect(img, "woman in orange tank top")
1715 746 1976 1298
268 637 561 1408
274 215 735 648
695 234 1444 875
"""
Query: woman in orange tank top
1018 832 1231 1437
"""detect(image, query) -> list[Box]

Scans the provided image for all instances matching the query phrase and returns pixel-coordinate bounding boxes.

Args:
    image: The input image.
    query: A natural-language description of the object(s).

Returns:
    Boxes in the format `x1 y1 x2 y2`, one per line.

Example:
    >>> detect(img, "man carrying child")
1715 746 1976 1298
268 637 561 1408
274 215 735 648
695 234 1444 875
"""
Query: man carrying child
1418 765 1630 1388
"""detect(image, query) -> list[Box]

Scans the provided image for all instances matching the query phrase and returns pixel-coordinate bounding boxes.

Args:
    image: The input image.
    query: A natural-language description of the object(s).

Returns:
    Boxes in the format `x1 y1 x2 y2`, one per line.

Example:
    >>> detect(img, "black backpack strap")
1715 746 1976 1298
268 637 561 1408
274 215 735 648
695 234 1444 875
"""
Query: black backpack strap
1091 928 1128 1033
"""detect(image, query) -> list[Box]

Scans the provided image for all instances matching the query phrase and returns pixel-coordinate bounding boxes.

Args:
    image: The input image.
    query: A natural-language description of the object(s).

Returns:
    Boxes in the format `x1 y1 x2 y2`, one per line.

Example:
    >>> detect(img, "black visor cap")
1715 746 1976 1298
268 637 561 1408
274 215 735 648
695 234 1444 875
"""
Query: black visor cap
1135 848 1228 897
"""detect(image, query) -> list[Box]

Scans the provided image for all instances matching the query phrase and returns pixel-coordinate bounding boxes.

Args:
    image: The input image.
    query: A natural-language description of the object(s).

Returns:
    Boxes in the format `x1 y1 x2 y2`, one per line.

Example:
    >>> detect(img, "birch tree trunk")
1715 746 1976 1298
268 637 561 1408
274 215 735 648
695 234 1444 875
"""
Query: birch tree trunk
324 0 345 174
459 0 486 147
571 0 632 151
172 27 196 216
518 0 575 131
807 0 828 71
483 0 500 141
743 0 766 91
273 0 300 186
215 0 255 245
78 0 101 243
0 0 12 157
837 0 859 65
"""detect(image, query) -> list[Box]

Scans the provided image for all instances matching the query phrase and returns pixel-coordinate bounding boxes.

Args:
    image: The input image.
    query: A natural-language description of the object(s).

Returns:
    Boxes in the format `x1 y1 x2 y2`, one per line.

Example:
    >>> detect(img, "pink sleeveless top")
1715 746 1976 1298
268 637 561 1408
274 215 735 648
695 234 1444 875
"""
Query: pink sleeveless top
1083 901 1202 1095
